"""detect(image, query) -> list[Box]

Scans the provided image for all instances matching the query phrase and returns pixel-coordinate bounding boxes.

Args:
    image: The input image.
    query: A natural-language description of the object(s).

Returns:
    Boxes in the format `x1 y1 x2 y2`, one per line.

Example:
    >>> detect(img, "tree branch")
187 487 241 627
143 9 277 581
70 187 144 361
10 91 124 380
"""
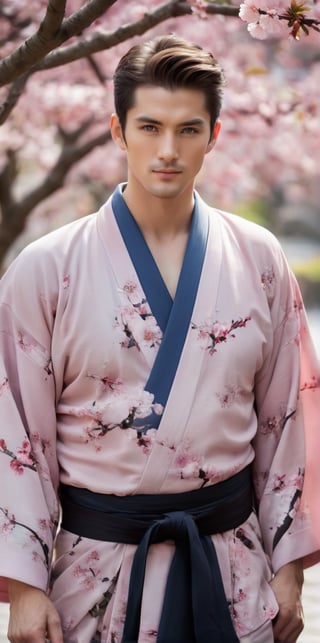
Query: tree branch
0 0 66 86
37 1 239 71
0 126 111 263
0 1 238 82
206 4 240 16
0 0 118 86
0 74 30 124
35 0 192 71
86 54 108 85
0 149 17 211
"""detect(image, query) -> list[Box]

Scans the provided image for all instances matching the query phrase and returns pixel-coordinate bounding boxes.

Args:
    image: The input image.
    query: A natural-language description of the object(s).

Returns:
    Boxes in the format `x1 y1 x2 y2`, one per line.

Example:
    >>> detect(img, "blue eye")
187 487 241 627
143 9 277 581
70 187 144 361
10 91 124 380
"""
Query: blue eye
141 124 157 132
181 127 198 134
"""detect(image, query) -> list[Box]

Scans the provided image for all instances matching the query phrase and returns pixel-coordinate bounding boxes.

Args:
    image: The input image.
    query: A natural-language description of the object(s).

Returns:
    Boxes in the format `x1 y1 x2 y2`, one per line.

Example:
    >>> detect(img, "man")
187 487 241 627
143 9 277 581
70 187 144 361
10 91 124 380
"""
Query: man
0 35 319 643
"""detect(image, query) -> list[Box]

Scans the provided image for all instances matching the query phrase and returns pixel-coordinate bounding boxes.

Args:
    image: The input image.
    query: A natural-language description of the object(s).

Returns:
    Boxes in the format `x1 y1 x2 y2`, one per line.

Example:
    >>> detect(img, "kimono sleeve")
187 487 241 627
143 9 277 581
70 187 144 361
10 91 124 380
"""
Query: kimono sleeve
0 248 60 602
253 243 320 574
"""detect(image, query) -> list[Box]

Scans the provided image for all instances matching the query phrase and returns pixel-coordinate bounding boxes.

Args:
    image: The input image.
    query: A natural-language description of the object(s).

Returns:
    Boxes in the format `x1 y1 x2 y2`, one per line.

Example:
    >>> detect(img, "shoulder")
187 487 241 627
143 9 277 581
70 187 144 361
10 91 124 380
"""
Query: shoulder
0 210 103 313
23 211 98 261
4 211 99 281
201 199 288 272
212 205 279 248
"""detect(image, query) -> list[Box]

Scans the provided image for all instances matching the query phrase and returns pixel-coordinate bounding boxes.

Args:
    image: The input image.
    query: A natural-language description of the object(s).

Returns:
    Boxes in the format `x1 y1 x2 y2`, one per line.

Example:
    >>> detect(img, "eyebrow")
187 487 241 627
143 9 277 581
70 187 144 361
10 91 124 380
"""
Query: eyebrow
134 116 206 127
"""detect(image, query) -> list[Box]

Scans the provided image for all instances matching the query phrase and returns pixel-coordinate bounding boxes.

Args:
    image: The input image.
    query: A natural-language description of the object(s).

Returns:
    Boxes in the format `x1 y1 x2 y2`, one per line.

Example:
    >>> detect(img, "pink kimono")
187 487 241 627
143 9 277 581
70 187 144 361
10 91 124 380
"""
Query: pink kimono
0 185 319 642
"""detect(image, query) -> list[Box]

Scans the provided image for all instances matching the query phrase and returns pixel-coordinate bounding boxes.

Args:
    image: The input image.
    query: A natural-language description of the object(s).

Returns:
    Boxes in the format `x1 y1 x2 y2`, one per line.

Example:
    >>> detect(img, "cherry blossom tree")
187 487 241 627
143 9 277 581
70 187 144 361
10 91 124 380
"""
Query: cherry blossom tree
0 0 319 270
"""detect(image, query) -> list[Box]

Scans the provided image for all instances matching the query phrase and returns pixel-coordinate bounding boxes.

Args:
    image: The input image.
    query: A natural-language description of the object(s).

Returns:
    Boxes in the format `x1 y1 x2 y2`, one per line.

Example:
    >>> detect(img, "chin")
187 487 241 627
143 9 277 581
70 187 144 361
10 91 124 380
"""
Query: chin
148 185 184 200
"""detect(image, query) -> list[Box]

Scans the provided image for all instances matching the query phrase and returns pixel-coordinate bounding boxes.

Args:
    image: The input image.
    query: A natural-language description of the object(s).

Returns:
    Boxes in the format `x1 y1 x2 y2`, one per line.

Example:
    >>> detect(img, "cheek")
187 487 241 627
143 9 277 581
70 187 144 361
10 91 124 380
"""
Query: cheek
126 147 150 173
189 147 207 167
133 144 156 167
186 140 208 157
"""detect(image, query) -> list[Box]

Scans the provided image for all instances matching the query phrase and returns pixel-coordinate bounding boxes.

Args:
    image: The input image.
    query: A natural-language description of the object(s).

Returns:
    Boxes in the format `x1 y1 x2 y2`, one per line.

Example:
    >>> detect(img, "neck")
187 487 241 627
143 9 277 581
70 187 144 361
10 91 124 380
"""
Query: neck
122 182 195 240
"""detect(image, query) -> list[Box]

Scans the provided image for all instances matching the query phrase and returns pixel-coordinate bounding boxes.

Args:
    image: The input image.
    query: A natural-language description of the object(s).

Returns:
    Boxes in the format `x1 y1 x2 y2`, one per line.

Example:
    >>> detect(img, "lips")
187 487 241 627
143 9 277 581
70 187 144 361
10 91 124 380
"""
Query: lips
153 169 181 174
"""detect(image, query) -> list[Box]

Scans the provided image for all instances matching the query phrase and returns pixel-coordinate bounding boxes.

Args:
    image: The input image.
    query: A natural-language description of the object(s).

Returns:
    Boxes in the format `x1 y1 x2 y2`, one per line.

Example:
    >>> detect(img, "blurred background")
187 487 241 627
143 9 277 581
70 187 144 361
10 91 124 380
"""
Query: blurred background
0 0 319 639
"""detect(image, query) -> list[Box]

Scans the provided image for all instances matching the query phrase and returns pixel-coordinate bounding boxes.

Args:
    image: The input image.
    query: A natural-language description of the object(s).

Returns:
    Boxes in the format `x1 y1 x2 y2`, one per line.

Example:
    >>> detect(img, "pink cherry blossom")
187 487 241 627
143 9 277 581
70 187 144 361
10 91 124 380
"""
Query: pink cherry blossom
10 459 25 475
259 12 289 36
239 4 260 23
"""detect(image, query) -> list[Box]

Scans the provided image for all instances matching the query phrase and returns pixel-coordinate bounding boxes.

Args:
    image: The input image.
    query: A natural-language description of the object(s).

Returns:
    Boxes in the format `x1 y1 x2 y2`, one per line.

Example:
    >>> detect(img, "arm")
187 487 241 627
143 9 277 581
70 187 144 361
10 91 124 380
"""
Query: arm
252 248 320 636
254 262 320 566
0 250 60 602
7 579 63 643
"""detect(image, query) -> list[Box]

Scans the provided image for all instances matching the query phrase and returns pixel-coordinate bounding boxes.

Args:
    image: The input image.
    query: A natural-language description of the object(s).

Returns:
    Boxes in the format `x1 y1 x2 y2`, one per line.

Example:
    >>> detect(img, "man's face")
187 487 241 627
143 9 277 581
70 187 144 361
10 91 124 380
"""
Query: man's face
111 85 220 201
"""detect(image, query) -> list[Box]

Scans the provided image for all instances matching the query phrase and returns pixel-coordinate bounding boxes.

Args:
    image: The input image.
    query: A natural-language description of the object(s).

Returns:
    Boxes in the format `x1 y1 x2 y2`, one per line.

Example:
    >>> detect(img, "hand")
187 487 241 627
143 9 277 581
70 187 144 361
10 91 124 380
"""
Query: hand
270 559 304 643
7 579 64 643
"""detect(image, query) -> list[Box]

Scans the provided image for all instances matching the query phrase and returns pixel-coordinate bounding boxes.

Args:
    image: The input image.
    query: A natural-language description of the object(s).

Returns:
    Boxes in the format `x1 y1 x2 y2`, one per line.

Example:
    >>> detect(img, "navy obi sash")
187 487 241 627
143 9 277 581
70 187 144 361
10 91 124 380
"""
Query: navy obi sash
60 466 253 643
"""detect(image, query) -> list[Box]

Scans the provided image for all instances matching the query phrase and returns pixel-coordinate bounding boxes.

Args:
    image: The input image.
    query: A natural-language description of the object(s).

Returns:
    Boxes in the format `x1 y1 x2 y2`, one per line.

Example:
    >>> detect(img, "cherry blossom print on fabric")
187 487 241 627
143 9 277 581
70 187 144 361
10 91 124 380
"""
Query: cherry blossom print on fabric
269 468 305 549
80 385 163 453
0 504 51 571
216 385 242 408
191 316 251 355
0 436 37 475
260 266 276 297
50 533 122 642
86 370 123 394
16 328 53 378
152 436 240 487
62 274 70 290
0 432 52 480
0 376 9 396
0 430 55 571
88 570 119 620
259 406 296 437
293 295 320 392
71 549 115 594
114 280 162 352
74 279 165 454
229 516 278 636
0 430 52 481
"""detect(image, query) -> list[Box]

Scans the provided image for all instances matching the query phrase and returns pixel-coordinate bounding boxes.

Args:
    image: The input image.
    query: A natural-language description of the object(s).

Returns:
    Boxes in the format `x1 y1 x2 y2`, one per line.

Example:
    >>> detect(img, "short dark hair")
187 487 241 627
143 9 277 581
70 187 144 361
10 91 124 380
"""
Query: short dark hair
113 35 225 135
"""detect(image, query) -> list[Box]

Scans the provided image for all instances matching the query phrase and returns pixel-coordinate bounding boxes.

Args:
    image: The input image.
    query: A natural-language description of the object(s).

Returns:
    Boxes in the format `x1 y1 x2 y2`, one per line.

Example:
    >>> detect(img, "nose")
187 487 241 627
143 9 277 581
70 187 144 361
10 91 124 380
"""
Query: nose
158 132 178 162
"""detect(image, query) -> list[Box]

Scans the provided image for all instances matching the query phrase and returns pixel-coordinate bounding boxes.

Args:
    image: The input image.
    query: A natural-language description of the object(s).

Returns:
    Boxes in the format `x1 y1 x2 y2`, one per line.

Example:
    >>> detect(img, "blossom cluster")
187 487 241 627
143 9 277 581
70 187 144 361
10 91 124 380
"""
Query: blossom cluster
239 0 320 39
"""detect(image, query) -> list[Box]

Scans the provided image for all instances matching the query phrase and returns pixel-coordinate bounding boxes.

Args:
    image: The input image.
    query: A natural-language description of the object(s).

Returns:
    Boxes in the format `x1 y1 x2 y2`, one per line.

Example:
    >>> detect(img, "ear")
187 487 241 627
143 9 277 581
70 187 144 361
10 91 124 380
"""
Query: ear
110 113 127 151
206 119 221 154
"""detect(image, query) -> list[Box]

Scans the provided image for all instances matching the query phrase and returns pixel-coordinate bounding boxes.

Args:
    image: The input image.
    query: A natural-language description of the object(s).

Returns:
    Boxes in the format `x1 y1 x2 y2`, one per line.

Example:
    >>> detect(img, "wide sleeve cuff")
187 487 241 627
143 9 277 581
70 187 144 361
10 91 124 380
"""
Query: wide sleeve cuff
0 546 49 603
272 525 320 574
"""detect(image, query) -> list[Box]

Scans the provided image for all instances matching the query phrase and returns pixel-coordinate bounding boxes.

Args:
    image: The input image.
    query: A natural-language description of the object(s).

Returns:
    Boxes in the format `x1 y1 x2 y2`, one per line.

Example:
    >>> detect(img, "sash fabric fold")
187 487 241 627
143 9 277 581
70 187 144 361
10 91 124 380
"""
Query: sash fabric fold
60 465 253 643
